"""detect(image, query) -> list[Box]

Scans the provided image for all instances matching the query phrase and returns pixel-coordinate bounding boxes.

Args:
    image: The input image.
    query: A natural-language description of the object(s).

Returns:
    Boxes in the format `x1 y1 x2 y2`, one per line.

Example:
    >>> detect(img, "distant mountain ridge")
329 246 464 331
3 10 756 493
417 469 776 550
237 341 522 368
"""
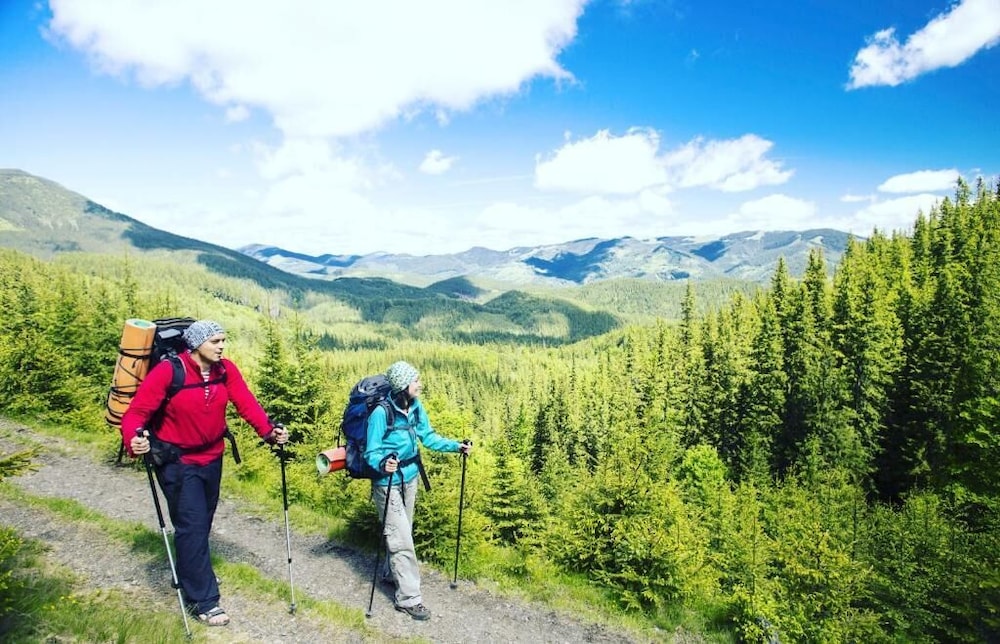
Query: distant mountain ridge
0 167 854 292
241 228 855 287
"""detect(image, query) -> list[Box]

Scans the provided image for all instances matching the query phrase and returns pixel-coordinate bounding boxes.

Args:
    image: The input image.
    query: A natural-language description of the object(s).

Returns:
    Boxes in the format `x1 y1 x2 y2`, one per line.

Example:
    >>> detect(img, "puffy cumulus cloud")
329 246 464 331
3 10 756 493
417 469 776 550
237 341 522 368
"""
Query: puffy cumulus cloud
852 193 944 233
46 0 586 138
535 130 792 196
728 194 818 230
848 0 1000 89
663 134 793 192
877 168 961 194
419 150 458 175
534 128 669 194
841 193 876 203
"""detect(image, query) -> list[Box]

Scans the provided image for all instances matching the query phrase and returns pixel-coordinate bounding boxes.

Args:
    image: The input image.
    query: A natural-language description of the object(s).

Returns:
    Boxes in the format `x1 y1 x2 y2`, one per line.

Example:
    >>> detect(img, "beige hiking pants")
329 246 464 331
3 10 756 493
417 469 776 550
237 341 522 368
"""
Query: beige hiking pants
371 477 421 608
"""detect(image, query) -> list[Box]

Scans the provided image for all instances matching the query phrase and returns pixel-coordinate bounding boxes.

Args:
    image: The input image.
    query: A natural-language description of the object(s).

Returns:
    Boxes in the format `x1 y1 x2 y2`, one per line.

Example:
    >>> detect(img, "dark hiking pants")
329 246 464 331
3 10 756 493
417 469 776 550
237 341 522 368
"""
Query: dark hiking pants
155 456 223 614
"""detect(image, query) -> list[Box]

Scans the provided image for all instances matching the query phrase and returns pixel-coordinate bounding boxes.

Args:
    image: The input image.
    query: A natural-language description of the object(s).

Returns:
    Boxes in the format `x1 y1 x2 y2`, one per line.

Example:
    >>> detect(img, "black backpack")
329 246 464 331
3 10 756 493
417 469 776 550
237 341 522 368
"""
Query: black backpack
110 317 230 463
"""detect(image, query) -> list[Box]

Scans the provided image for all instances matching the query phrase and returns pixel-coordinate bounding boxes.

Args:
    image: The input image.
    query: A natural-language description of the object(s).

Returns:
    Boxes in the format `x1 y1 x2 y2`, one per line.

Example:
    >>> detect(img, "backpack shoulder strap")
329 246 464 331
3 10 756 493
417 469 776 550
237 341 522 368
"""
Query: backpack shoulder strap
145 356 185 437
166 355 186 399
150 355 226 420
378 399 395 438
170 359 227 393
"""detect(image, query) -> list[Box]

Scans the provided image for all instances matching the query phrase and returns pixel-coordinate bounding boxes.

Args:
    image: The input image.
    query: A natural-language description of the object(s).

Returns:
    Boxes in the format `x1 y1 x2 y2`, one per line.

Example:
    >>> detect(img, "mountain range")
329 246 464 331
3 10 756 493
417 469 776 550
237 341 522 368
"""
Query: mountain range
241 224 854 288
1 167 854 291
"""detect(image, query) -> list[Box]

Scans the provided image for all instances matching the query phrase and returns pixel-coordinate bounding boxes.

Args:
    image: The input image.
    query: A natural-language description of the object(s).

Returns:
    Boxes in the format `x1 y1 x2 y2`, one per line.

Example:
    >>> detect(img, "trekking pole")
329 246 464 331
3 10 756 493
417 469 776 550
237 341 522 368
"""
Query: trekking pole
137 430 191 639
450 440 471 589
277 441 297 615
367 459 397 618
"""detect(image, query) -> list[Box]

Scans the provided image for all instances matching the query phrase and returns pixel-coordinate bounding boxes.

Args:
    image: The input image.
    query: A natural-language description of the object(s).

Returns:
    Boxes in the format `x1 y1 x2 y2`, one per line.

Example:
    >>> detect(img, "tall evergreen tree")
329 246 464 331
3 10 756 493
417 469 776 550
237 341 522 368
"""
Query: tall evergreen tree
254 319 297 434
735 294 786 482
832 234 904 485
677 283 707 446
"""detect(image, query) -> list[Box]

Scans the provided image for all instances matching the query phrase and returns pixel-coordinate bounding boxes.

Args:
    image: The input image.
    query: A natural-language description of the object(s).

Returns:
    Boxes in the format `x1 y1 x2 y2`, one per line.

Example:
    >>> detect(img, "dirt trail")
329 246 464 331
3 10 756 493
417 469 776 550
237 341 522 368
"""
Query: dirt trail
1 419 654 643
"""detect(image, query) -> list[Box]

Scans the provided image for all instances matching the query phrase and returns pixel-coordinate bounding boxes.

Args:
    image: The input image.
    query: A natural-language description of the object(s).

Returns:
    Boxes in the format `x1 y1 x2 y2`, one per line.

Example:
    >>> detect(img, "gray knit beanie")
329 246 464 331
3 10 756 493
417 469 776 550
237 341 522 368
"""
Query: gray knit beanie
386 360 419 394
182 320 225 350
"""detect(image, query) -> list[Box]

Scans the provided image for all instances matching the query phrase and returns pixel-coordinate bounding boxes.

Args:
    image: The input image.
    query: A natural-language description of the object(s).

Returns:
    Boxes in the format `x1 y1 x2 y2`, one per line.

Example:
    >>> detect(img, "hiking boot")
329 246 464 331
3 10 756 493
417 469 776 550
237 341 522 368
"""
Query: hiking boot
395 603 431 620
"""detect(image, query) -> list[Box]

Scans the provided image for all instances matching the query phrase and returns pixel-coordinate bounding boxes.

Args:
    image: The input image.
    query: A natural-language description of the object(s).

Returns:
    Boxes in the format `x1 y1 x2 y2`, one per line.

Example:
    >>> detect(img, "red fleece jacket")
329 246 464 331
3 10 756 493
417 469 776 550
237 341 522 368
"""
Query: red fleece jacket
121 351 273 466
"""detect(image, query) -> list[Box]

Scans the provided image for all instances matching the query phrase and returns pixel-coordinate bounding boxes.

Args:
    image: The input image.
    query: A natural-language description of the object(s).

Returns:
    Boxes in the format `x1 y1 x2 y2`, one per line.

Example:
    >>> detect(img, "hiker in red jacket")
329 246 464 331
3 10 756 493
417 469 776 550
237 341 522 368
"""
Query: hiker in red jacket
121 320 287 627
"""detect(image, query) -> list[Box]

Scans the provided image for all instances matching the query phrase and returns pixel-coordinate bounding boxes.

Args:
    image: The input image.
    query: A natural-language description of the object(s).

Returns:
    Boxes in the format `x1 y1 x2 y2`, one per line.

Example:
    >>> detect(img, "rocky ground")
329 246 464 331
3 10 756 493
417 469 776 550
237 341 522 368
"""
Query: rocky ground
0 418 672 643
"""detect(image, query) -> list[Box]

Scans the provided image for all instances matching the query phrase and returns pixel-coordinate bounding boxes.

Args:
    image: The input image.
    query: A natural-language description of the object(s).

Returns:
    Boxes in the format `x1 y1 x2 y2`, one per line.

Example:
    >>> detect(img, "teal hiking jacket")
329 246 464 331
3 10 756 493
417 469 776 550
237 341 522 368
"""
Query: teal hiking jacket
364 397 460 486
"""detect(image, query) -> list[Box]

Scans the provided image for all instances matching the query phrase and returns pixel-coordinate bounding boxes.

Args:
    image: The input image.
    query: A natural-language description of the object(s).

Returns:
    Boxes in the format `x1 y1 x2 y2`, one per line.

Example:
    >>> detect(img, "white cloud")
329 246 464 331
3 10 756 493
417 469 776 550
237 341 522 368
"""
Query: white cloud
472 201 555 249
848 0 1000 89
877 168 961 193
252 139 372 188
728 194 817 230
636 188 674 217
468 191 676 249
852 193 944 233
231 127 789 253
663 134 793 192
224 105 250 123
535 128 668 194
44 0 596 255
535 129 793 197
841 193 876 203
419 150 458 175
259 174 379 225
47 0 586 138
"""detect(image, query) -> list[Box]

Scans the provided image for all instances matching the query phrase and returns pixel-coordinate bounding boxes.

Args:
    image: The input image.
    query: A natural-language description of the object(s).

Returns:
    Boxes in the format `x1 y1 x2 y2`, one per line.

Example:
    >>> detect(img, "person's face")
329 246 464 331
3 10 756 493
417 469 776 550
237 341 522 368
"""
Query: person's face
194 333 226 364
407 375 422 399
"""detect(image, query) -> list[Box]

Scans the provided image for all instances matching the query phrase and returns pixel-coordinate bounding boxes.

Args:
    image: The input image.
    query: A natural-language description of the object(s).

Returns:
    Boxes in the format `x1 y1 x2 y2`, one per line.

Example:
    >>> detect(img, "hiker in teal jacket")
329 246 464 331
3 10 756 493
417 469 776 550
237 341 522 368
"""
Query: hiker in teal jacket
364 360 471 621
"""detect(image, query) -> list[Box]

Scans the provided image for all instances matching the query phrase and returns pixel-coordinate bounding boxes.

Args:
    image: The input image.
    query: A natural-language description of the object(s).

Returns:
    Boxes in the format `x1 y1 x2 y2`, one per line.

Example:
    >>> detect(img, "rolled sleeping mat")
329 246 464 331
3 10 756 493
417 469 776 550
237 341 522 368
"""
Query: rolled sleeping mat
105 318 156 426
316 447 347 475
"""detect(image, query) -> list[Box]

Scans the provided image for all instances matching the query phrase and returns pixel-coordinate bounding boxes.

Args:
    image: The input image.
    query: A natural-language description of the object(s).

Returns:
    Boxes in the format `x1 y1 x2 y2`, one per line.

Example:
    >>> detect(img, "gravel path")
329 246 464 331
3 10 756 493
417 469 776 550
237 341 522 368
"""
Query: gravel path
1 418 654 643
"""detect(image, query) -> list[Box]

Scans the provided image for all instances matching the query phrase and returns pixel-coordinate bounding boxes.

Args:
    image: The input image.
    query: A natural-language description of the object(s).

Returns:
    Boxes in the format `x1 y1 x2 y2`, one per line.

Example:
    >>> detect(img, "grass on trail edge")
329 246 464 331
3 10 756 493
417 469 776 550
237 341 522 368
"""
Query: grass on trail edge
0 517 189 643
0 481 396 643
2 562 189 643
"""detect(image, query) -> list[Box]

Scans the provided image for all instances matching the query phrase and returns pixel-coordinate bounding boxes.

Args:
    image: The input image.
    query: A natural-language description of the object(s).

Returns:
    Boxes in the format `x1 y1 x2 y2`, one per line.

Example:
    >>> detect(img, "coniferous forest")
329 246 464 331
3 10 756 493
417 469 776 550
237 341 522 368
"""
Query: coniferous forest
1 179 999 642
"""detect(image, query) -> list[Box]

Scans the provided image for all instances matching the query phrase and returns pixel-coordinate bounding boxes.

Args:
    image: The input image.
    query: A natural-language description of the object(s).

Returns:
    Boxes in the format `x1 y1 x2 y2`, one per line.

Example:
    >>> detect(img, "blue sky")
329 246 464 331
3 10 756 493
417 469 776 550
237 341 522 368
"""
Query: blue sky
1 0 998 256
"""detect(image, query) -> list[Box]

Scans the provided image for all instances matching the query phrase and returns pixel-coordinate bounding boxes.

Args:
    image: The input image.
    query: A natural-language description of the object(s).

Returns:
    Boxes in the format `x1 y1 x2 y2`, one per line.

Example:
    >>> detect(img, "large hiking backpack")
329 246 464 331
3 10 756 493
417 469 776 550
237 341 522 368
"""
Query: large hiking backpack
337 374 395 479
317 374 431 489
108 317 230 463
107 317 194 428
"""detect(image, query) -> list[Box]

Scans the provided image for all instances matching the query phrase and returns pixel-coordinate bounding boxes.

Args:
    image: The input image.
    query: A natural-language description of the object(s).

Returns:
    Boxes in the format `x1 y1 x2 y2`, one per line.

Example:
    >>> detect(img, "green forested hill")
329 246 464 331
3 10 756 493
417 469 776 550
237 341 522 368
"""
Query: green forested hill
2 178 999 642
0 169 629 345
